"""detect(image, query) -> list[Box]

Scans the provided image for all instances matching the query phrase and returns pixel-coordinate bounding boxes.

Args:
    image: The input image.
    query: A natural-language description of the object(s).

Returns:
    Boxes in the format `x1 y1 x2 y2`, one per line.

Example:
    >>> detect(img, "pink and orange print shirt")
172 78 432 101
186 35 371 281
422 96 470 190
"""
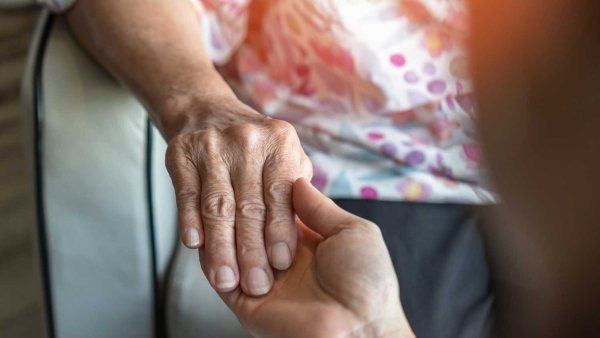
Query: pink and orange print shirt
42 0 494 203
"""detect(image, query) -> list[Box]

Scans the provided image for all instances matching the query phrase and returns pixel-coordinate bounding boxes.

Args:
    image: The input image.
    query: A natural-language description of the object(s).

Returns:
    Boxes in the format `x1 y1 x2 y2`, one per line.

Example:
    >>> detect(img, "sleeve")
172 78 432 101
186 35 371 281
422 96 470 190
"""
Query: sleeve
192 0 251 64
38 0 249 64
37 0 78 12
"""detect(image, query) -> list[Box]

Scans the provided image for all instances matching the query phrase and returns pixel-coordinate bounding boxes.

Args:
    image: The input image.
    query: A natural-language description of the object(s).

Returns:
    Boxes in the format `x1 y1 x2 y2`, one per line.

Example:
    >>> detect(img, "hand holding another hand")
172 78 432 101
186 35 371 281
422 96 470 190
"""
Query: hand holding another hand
210 178 415 338
165 96 313 296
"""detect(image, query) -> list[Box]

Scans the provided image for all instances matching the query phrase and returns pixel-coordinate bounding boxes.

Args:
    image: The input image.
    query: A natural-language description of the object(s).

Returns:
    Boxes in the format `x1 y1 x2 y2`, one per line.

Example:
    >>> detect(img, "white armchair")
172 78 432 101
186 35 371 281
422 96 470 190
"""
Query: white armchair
22 12 247 338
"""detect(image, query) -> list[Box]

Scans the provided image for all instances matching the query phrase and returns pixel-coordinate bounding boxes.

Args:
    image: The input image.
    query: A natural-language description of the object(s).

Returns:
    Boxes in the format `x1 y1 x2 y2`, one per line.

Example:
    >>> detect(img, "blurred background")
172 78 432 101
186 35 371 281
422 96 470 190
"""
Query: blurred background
0 1 45 336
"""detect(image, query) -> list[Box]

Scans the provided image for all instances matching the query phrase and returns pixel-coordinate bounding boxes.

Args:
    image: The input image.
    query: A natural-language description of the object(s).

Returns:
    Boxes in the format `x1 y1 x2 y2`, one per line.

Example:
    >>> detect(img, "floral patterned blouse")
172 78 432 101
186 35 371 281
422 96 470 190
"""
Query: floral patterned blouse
41 0 494 204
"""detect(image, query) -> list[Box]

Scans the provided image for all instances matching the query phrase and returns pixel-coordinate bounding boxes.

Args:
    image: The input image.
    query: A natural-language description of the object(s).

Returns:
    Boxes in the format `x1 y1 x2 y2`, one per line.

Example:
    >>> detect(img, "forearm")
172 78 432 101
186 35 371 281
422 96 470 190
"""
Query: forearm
65 0 236 139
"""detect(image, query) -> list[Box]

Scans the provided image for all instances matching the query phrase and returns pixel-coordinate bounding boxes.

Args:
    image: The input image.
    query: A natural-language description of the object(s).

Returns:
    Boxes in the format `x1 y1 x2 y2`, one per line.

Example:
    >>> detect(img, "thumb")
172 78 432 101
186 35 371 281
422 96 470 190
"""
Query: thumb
292 178 356 238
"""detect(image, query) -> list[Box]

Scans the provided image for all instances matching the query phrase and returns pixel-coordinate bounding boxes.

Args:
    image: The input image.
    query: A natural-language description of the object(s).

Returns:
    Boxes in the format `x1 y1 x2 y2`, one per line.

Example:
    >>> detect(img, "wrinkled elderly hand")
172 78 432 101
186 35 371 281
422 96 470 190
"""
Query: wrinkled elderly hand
166 96 312 296
208 178 414 338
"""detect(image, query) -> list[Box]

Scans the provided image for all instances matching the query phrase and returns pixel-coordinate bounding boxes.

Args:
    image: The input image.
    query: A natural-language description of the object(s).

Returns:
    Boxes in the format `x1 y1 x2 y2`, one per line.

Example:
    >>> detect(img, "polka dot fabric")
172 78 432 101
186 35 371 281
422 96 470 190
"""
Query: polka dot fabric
41 0 494 203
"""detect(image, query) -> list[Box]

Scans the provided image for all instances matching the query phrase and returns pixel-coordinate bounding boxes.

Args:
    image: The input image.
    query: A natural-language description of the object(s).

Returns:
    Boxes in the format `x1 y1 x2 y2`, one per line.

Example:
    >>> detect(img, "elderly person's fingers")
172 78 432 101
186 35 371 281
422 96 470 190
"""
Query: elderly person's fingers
262 160 296 271
226 123 274 296
165 136 204 248
262 121 312 271
197 133 240 293
166 103 310 297
232 159 274 296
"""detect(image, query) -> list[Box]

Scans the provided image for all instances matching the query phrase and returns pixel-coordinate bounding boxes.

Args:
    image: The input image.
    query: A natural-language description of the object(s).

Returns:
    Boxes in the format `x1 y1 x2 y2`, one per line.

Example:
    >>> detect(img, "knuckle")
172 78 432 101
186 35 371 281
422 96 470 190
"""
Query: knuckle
202 192 235 221
165 136 189 171
268 120 297 142
198 132 221 158
266 179 293 203
199 127 219 139
236 198 266 222
362 219 378 230
228 123 263 150
268 119 295 134
167 133 188 151
357 219 381 235
311 197 337 218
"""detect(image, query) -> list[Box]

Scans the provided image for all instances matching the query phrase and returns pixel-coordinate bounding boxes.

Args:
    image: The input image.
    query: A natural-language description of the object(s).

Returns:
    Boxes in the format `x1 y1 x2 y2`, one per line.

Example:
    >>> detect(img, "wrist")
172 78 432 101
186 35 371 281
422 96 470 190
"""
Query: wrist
156 92 230 140
156 90 267 141
143 66 232 139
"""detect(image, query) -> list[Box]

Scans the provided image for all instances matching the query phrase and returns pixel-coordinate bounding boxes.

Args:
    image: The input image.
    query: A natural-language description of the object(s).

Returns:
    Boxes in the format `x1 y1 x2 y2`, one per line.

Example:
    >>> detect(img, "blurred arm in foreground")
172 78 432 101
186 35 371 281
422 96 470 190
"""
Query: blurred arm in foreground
470 0 600 336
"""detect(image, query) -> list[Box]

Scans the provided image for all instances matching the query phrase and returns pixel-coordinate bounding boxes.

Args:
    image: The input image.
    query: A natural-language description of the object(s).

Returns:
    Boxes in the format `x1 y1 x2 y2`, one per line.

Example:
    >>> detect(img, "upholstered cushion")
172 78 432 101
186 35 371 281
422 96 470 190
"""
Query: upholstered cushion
24 14 178 337
167 245 249 338
24 13 248 338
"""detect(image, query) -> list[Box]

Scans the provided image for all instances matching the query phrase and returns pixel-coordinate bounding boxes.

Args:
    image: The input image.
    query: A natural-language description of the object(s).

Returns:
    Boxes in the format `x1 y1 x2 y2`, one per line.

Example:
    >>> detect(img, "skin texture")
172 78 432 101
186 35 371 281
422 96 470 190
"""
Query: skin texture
210 178 414 338
66 0 312 296
166 103 312 295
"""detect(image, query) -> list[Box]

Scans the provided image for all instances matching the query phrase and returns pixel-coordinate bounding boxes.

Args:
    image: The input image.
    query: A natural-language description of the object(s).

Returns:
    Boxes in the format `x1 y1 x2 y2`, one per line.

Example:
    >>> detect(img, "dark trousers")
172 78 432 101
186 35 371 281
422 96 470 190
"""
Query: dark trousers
334 200 494 338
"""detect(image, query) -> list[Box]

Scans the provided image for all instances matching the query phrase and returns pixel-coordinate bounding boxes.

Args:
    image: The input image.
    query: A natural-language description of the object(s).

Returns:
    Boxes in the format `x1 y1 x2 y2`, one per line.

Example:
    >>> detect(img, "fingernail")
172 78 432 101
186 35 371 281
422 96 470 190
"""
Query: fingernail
215 266 237 290
271 242 292 270
184 228 200 248
247 267 271 296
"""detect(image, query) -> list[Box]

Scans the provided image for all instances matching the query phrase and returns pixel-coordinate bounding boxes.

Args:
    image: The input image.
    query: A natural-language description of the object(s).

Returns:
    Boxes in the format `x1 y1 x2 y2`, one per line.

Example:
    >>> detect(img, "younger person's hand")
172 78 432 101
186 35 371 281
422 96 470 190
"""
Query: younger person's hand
208 178 415 338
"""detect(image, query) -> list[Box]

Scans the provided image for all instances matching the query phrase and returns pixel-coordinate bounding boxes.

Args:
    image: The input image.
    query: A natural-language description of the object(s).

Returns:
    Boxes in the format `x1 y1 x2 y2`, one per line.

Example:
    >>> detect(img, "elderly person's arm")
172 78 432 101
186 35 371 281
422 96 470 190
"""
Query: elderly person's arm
62 0 312 296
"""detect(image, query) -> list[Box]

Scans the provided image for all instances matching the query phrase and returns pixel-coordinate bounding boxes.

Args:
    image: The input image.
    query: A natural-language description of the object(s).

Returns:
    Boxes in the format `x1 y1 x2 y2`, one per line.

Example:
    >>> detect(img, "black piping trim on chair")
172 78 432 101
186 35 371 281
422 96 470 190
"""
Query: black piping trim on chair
146 120 165 337
33 13 56 338
34 15 163 337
